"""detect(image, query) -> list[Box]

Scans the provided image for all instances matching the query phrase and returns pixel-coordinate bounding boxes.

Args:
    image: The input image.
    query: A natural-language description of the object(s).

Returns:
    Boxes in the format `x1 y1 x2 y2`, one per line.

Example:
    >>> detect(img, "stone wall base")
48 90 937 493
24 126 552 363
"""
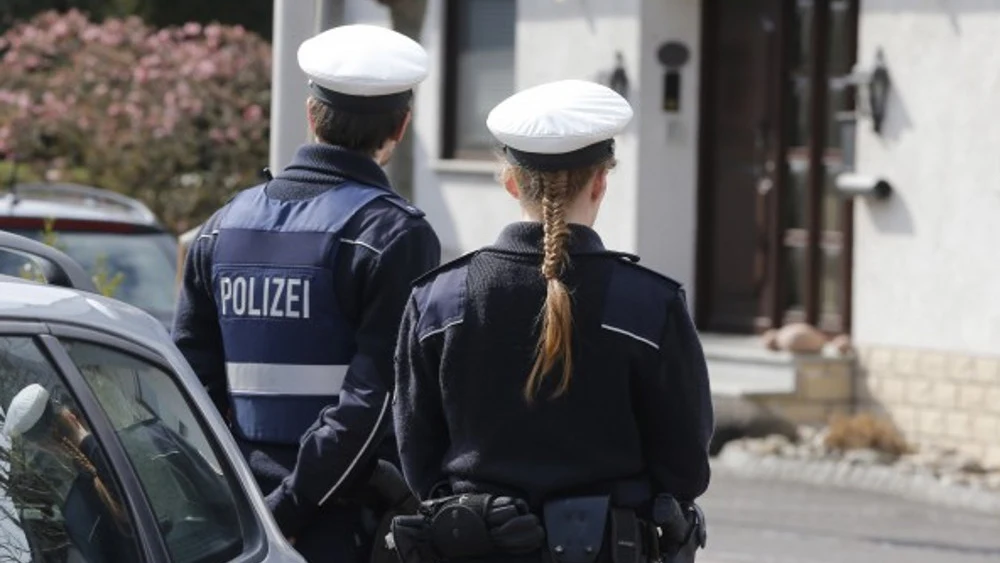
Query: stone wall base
856 346 1000 469
748 355 855 426
739 346 1000 469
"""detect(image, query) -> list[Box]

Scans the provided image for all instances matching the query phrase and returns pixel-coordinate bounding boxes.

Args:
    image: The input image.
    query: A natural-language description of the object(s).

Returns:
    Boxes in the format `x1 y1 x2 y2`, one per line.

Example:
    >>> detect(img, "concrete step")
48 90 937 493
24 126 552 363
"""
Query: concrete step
701 333 797 397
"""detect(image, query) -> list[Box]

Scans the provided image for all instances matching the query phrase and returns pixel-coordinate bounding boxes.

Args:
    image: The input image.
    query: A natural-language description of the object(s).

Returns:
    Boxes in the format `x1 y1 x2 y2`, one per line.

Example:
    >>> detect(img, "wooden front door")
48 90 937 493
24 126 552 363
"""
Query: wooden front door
696 0 859 336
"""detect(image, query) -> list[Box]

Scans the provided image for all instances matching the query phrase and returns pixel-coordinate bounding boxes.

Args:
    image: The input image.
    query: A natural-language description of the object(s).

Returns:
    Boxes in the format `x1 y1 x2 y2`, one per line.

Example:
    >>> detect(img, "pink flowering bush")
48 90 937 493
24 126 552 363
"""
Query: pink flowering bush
0 10 271 232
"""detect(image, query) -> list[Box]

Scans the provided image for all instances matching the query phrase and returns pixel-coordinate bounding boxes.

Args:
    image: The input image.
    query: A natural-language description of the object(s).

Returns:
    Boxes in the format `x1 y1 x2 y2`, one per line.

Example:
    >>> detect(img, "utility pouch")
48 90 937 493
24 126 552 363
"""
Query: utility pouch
388 493 544 562
542 495 610 563
428 494 495 559
387 514 433 563
368 460 421 563
656 500 707 563
610 508 641 563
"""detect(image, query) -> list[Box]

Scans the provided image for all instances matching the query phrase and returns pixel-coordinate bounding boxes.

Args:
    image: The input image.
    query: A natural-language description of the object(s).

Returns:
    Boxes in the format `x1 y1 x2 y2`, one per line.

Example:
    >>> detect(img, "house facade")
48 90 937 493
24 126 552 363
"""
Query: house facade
286 0 1000 465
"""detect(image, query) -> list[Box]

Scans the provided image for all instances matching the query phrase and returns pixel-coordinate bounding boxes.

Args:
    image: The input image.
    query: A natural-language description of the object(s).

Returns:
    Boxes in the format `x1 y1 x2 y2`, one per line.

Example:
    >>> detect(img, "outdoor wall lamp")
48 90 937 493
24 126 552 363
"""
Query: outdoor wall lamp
867 50 891 134
655 41 690 112
835 173 893 200
844 48 892 135
608 51 629 98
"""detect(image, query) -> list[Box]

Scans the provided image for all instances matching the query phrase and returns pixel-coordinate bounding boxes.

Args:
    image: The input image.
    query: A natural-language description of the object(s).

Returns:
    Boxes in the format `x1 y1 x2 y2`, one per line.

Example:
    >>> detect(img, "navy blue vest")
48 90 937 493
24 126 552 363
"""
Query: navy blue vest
211 181 391 445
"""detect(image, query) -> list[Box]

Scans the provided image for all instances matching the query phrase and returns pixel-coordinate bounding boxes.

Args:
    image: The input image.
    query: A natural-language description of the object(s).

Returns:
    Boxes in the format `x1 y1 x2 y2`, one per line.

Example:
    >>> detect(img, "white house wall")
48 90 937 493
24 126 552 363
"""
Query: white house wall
636 0 701 302
516 0 643 256
854 2 1000 357
343 0 702 281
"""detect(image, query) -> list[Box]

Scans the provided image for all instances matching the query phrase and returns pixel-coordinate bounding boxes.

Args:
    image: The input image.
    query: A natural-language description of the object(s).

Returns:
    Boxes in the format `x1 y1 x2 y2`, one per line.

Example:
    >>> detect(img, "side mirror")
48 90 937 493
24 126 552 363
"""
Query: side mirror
0 230 98 293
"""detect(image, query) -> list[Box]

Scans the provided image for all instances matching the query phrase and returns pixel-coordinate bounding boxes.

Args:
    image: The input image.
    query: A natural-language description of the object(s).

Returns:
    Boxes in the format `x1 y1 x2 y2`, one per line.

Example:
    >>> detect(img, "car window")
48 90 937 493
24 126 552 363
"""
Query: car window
61 339 245 563
0 336 141 563
0 230 177 321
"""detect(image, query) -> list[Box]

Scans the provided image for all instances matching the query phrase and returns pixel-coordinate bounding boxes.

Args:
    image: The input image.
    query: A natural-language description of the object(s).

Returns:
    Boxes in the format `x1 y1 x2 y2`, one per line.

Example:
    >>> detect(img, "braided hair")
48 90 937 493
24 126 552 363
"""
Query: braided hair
51 428 132 536
501 155 617 403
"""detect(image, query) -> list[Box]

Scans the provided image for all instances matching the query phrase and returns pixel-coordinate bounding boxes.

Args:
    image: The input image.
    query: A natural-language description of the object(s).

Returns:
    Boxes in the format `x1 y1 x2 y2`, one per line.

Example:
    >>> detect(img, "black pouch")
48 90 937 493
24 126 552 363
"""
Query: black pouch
542 495 610 563
609 508 641 563
388 514 435 563
428 494 495 559
369 461 422 563
660 502 707 563
389 493 544 562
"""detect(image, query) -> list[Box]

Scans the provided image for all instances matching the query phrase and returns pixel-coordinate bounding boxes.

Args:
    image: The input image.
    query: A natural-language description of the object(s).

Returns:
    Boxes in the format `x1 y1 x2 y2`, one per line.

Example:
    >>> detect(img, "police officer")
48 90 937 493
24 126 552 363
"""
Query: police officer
391 80 713 563
4 384 138 563
172 24 441 563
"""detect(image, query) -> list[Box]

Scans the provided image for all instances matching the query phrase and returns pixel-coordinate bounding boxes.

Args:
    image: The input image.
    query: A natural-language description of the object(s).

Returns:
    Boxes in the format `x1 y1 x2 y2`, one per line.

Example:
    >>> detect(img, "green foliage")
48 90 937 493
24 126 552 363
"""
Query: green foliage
90 254 125 298
39 218 62 250
17 218 125 298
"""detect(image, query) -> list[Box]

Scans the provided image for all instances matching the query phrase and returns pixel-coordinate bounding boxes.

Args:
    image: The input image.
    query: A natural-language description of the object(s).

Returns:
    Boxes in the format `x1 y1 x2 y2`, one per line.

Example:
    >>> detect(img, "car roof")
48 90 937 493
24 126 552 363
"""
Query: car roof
0 183 162 227
0 274 170 344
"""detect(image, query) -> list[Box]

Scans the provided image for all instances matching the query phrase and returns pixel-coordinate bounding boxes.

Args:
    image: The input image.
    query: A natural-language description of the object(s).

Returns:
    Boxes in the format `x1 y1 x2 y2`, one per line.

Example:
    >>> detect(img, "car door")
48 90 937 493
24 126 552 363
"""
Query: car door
0 233 302 563
0 327 153 563
0 324 277 563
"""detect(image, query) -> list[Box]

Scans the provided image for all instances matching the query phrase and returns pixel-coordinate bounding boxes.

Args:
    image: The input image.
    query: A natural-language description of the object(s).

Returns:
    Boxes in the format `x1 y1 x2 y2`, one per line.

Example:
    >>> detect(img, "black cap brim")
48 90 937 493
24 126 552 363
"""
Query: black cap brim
309 82 413 114
502 139 615 172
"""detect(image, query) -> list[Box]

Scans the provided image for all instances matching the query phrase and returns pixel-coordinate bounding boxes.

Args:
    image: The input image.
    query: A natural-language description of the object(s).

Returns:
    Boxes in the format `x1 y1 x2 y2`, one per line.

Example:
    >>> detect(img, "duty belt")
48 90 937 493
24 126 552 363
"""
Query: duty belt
385 493 685 563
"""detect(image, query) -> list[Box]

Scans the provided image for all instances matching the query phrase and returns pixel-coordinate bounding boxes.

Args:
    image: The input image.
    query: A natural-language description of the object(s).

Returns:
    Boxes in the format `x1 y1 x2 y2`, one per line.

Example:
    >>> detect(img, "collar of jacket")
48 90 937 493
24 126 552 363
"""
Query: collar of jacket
278 143 393 191
490 221 609 256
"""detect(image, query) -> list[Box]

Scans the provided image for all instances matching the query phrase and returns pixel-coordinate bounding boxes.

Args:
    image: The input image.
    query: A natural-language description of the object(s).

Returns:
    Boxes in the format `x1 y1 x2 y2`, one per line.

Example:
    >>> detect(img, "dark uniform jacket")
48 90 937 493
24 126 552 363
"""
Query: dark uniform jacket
394 222 713 509
63 435 139 562
172 144 441 537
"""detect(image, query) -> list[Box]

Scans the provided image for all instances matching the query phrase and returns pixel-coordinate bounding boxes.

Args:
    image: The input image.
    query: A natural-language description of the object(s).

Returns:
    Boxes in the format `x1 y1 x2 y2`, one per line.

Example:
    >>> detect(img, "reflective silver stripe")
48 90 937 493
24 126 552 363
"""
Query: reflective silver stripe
226 363 348 395
318 392 391 506
601 324 660 350
340 238 383 255
418 318 464 342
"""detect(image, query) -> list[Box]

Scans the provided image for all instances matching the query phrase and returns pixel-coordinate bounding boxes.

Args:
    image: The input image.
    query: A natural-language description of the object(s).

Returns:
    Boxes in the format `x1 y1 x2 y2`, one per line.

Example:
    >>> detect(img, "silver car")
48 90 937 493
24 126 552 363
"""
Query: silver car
0 231 304 563
0 183 180 328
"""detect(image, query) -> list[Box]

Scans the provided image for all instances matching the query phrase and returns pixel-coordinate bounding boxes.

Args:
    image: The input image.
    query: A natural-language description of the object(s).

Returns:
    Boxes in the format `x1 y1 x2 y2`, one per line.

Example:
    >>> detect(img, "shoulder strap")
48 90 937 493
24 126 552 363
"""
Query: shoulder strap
411 249 479 288
380 193 427 218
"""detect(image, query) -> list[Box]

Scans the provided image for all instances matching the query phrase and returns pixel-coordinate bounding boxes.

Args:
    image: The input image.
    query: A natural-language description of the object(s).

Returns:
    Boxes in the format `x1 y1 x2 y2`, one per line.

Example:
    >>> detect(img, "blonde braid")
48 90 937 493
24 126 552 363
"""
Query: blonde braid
500 151 617 403
540 172 572 280
57 433 131 535
525 171 575 403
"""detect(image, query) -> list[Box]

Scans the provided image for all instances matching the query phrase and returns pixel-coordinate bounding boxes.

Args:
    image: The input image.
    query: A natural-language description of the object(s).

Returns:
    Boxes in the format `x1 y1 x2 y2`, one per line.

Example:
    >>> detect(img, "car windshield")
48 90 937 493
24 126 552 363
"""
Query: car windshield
0 229 177 320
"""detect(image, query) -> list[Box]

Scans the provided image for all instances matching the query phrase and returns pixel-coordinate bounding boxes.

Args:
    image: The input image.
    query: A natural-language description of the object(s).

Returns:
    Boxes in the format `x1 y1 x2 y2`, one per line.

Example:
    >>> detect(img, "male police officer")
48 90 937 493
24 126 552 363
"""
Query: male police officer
172 24 441 563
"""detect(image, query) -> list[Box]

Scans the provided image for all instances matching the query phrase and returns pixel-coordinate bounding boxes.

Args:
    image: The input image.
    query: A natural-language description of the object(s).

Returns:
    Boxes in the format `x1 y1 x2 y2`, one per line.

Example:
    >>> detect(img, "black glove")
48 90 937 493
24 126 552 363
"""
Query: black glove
390 494 545 562
487 497 545 554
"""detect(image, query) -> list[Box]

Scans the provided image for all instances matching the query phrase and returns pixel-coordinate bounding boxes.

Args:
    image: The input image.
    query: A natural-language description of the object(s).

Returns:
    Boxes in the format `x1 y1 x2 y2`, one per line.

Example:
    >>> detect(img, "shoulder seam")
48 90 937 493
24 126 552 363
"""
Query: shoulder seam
379 193 426 218
614 259 683 291
411 250 478 287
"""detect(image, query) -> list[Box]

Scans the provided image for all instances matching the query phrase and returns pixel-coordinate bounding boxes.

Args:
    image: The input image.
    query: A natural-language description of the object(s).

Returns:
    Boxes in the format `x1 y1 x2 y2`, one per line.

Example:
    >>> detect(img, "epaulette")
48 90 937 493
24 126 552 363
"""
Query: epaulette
411 249 480 288
613 256 683 293
608 250 640 263
381 194 426 218
224 181 269 206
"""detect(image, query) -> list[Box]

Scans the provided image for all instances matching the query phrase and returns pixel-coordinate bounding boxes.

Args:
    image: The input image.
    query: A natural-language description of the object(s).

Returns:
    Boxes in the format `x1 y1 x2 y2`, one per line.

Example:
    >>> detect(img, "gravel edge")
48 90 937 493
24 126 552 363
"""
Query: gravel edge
711 447 1000 516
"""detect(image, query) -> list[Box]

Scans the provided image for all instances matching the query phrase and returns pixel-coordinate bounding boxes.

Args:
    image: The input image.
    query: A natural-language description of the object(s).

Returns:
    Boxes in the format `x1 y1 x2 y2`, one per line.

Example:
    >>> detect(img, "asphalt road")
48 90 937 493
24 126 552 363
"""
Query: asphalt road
697 471 1000 563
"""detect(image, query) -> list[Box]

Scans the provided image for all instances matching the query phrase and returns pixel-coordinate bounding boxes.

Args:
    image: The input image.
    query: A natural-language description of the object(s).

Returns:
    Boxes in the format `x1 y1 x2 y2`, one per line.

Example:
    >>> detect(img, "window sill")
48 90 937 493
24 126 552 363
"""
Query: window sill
431 159 499 177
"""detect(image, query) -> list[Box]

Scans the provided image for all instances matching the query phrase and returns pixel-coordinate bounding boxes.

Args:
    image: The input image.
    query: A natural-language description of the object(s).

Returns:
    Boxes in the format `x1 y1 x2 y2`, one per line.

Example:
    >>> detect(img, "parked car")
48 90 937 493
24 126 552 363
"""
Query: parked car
0 182 179 328
0 230 304 563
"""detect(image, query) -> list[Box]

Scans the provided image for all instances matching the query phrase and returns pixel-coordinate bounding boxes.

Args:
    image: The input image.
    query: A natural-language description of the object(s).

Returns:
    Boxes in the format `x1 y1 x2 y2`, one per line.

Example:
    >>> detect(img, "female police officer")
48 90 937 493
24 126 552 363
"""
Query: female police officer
391 80 714 563
4 384 137 562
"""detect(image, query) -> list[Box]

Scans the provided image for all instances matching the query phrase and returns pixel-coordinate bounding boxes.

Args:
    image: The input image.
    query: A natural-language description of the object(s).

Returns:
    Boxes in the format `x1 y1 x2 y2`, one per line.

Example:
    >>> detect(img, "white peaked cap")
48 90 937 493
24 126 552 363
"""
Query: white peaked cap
297 24 429 113
3 384 50 438
487 79 633 171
